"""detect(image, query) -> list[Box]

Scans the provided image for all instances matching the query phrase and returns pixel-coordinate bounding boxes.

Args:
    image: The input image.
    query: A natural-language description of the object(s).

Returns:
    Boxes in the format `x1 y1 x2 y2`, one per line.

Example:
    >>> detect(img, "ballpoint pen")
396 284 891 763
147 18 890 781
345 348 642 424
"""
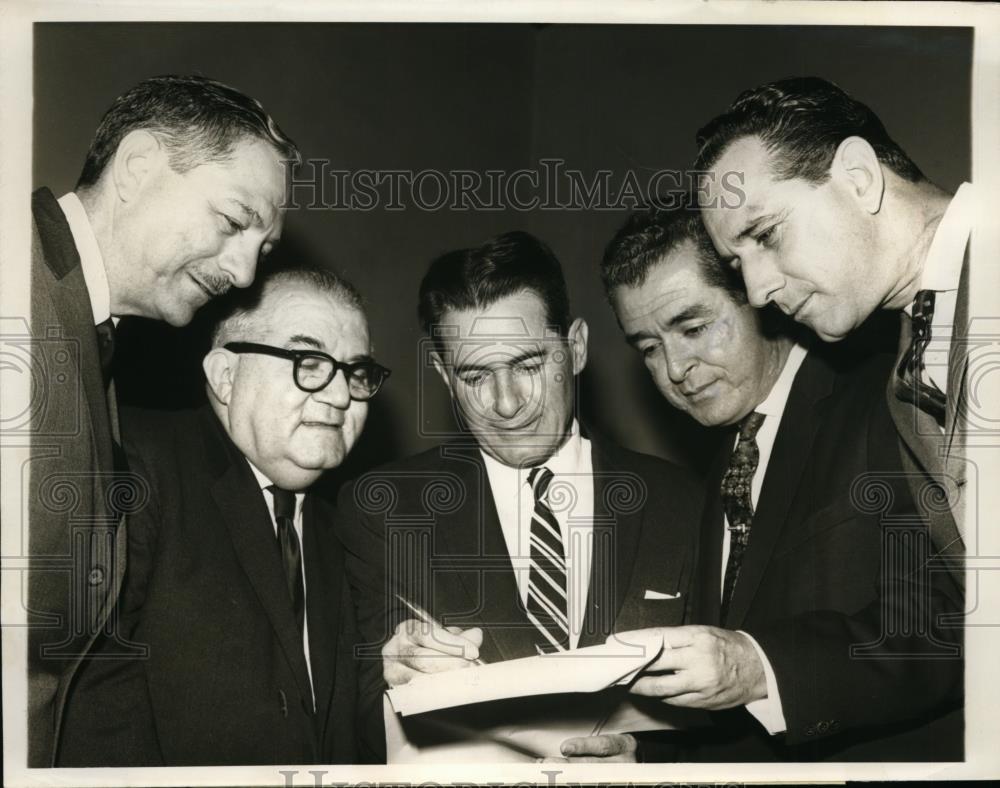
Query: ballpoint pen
394 593 486 666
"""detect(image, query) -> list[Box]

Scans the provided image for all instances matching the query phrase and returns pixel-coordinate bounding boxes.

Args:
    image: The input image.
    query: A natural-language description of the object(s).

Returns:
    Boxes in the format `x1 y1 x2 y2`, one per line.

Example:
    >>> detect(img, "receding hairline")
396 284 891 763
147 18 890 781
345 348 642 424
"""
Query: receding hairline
211 272 369 349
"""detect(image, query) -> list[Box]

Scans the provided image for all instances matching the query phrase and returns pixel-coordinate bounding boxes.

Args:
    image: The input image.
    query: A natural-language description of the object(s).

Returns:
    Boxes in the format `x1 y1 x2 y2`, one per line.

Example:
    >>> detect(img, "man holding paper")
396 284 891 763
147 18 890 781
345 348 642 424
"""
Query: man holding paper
600 205 963 760
337 231 702 762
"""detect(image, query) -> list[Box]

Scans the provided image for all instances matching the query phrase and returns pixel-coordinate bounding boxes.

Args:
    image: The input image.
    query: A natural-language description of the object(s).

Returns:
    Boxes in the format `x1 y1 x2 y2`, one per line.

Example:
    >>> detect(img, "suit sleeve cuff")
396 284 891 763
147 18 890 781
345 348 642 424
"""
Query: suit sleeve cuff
738 630 787 735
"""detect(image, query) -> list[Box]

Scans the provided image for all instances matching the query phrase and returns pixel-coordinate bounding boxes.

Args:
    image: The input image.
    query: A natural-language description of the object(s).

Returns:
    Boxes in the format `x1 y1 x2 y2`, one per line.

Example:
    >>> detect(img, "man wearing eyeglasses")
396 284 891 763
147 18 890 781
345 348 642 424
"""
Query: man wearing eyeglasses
57 267 390 765
337 231 702 763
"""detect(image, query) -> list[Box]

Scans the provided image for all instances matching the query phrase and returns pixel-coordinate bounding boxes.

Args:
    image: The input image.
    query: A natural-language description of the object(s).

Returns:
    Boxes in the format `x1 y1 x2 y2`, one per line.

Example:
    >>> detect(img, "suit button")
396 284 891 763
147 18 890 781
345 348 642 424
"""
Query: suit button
87 566 105 586
817 720 830 734
805 725 815 737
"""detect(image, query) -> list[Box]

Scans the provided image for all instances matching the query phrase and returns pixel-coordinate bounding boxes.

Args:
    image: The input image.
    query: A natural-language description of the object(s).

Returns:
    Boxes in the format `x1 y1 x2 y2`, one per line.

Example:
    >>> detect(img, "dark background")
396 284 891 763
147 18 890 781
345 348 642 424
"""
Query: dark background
33 23 972 481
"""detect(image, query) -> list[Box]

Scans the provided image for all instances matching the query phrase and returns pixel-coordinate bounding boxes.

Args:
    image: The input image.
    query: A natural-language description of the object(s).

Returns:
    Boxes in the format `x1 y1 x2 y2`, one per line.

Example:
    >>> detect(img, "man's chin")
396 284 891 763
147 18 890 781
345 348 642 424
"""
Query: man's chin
812 325 850 343
483 443 556 468
159 301 199 328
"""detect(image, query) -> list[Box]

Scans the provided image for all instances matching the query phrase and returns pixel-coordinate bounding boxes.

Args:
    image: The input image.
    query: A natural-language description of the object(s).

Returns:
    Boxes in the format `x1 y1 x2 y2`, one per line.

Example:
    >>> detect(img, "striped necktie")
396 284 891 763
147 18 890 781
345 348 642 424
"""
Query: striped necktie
525 466 570 653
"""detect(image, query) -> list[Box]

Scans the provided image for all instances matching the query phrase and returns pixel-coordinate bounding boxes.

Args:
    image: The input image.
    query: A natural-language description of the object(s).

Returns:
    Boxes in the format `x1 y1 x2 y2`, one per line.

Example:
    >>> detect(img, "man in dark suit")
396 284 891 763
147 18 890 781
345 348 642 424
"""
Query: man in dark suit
337 231 702 763
693 76 973 591
57 267 389 765
601 206 963 760
27 74 297 766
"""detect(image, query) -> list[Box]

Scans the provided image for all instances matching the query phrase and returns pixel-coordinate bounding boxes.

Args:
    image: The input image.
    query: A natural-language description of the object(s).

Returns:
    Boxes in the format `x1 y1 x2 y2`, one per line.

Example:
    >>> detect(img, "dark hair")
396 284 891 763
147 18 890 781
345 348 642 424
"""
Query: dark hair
211 265 365 347
77 74 299 189
694 77 924 184
418 231 571 340
601 204 747 305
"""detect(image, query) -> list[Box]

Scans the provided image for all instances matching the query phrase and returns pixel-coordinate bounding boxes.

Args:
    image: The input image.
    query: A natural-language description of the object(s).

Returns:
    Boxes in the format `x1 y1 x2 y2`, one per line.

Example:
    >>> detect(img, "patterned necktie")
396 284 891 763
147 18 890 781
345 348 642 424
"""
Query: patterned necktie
720 411 766 622
525 466 570 653
268 485 305 633
95 317 116 388
894 289 946 427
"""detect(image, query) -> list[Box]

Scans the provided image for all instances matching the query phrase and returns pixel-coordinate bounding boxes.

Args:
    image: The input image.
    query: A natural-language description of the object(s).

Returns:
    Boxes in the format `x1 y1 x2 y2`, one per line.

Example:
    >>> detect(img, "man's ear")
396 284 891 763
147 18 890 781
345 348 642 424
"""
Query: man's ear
566 317 589 375
831 136 885 215
110 129 164 203
430 349 454 396
203 347 237 406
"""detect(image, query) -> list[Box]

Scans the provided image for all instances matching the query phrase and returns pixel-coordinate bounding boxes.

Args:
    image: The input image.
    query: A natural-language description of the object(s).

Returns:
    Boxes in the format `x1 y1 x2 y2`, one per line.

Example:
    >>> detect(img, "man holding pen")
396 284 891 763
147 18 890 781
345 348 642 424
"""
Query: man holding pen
336 231 702 762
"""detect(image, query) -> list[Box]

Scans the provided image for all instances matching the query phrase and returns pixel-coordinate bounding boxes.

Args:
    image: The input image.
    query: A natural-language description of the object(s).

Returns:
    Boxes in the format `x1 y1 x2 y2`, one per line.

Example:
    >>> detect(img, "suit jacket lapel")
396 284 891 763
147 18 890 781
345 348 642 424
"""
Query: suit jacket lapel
579 440 642 647
886 311 965 582
695 444 731 627
887 313 947 479
724 352 834 629
435 445 538 662
944 248 970 480
302 494 342 736
32 187 115 475
202 408 314 709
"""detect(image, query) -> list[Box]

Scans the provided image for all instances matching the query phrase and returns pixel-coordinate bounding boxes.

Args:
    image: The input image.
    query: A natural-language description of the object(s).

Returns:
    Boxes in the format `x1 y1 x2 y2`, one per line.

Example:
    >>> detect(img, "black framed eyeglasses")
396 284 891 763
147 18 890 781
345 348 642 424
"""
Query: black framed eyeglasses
224 342 391 401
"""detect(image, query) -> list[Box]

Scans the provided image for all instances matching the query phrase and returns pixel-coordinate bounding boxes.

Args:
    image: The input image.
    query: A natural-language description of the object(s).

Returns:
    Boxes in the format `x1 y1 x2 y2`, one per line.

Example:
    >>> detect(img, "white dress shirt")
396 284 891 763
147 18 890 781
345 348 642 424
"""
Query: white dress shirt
57 192 117 327
908 181 974 400
247 461 315 704
481 420 594 650
720 342 808 734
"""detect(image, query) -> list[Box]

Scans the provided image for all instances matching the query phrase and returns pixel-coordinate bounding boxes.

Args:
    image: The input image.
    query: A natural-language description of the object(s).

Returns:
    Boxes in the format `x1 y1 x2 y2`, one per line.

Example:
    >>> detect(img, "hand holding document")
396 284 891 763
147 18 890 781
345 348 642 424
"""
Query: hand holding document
387 628 665 715
384 628 708 762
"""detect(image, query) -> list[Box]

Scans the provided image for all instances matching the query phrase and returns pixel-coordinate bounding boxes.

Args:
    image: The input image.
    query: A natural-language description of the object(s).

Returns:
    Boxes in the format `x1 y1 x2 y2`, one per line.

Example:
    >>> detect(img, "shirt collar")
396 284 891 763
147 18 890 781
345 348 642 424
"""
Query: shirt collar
480 418 586 486
57 192 114 326
246 459 304 518
919 182 973 294
754 343 809 419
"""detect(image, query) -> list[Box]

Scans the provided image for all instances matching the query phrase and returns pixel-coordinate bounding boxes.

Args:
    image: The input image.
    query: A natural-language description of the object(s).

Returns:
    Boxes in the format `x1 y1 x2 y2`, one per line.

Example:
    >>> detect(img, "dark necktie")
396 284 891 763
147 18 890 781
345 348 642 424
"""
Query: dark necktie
525 466 570 653
720 411 766 622
268 485 305 633
95 317 116 387
894 289 946 427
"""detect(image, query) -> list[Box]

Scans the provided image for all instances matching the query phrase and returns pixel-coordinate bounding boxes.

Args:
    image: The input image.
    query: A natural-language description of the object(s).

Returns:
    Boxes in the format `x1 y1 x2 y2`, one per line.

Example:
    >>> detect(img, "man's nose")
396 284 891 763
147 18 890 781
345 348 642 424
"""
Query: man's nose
490 370 526 420
741 254 784 309
665 345 696 385
218 235 262 289
313 367 352 410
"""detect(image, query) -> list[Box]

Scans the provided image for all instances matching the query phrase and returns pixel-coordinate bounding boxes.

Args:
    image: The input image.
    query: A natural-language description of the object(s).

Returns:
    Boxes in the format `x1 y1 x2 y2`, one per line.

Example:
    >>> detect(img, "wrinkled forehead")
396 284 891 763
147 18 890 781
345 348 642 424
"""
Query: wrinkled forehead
220 139 290 220
435 302 561 368
257 284 370 349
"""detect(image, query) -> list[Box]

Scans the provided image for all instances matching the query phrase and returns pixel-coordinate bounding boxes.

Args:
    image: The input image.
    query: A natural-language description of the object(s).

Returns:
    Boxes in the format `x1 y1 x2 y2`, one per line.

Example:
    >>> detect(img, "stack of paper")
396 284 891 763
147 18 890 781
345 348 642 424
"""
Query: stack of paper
387 630 665 716
384 630 707 762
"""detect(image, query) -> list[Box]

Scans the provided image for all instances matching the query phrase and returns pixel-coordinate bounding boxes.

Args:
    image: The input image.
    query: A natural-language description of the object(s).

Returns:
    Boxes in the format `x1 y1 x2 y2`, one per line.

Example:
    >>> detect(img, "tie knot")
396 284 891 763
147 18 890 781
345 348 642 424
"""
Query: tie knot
95 318 116 385
268 485 297 521
527 465 554 501
912 289 936 323
739 411 766 442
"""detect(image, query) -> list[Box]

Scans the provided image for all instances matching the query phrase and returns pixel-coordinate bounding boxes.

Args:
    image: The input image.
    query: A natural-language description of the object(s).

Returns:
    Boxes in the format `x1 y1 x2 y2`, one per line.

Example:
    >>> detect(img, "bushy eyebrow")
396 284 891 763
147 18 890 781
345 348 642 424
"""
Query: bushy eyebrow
735 212 780 242
287 334 323 349
286 334 375 363
624 304 712 346
232 199 263 227
454 347 544 374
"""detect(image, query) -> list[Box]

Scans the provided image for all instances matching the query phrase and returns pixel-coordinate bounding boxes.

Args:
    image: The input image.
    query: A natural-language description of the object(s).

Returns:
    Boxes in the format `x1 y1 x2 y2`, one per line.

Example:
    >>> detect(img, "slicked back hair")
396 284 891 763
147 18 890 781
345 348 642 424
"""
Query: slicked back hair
694 76 924 184
601 205 747 307
77 74 299 190
210 266 365 348
418 231 572 348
